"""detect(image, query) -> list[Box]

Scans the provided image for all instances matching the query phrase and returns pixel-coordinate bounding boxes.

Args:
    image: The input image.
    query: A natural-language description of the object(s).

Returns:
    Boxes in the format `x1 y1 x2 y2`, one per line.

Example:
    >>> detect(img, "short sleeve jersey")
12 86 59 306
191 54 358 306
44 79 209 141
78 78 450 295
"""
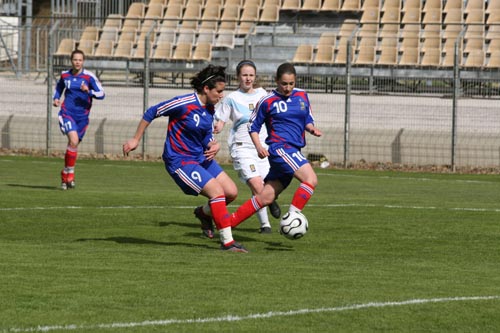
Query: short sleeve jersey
249 88 315 149
215 87 268 147
143 92 215 171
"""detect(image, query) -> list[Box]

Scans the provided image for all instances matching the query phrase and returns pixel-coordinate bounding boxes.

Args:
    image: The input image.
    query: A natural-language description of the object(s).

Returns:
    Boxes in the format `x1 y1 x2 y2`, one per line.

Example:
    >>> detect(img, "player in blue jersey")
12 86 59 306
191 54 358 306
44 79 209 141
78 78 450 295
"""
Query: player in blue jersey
214 59 281 234
53 49 105 190
229 62 322 228
122 65 248 253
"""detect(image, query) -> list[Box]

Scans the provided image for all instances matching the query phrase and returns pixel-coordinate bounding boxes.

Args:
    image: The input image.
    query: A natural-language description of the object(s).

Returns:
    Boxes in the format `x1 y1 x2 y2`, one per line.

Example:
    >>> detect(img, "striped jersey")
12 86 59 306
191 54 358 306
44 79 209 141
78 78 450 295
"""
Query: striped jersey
53 68 105 119
249 88 315 149
143 92 216 170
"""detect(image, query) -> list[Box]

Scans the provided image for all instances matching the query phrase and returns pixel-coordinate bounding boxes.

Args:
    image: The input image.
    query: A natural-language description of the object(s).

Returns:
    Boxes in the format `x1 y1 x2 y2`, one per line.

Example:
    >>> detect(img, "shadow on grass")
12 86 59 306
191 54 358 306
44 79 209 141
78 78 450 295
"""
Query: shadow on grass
75 236 214 250
7 183 59 190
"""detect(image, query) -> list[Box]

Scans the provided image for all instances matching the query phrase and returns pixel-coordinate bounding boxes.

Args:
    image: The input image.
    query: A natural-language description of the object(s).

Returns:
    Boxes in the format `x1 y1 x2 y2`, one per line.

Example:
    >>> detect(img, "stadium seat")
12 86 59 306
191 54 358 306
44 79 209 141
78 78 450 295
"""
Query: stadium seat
102 14 123 30
157 28 176 44
55 38 74 56
462 49 485 67
215 30 235 49
377 46 398 65
402 0 421 12
238 3 260 35
421 34 441 52
192 42 212 61
339 19 359 37
176 29 196 44
94 40 114 57
321 0 341 12
354 44 376 65
422 0 442 13
443 0 462 13
134 40 154 58
99 27 119 43
281 0 301 11
317 31 337 46
292 44 314 63
113 40 134 58
205 0 224 7
145 3 164 18
315 45 335 64
399 31 420 52
379 7 400 38
401 8 421 24
152 40 173 60
180 3 202 30
464 0 484 14
126 2 146 18
341 0 361 12
79 26 99 43
381 0 400 11
218 4 240 31
172 42 193 60
487 0 500 14
362 0 380 10
486 50 500 67
420 47 441 66
149 0 167 5
197 29 216 44
77 39 95 56
121 15 142 33
225 0 244 6
301 0 322 11
334 41 353 64
260 4 280 23
398 46 420 66
377 35 397 52
464 35 485 53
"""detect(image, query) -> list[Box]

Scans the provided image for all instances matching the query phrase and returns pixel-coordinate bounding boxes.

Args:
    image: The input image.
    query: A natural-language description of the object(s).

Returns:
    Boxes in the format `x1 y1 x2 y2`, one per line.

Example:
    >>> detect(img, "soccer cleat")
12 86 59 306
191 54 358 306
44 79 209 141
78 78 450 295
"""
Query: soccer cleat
269 200 281 219
66 173 76 189
194 206 214 239
259 226 272 234
60 182 68 190
60 170 68 190
220 241 248 253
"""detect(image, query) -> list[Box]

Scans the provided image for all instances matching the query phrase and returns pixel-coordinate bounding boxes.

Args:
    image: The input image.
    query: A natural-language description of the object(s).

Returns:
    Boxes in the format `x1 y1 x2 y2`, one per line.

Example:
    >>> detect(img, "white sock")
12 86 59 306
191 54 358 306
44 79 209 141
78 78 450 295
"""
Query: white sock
219 227 234 246
289 204 301 213
256 207 271 228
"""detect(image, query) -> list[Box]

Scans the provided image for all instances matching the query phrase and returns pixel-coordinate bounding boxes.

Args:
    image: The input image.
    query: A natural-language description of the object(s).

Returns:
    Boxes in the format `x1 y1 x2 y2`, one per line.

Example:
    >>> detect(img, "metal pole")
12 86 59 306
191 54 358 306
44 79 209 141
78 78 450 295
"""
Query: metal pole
24 0 33 73
47 21 60 156
344 40 352 168
451 40 460 172
142 21 156 161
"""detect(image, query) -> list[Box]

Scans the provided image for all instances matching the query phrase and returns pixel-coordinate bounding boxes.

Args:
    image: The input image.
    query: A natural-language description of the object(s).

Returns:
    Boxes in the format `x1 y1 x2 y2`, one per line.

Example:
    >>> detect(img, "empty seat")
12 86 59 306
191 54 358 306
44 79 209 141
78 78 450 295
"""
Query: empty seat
149 0 167 4
377 46 398 65
113 40 134 58
192 42 212 61
292 44 314 63
423 0 442 13
487 35 500 53
399 32 420 51
172 42 193 60
487 0 500 14
157 28 177 44
464 35 485 53
443 0 462 13
197 29 216 44
321 0 341 11
462 49 485 67
398 46 420 65
201 4 221 22
420 47 441 66
177 29 196 44
134 40 154 58
102 14 123 30
486 50 500 67
260 4 280 22
421 35 441 52
126 2 146 17
152 40 173 60
215 30 235 48
401 8 421 24
117 26 137 44
377 35 397 51
315 45 335 63
464 0 484 14
402 0 421 12
354 45 376 65
281 0 301 11
362 0 380 10
360 7 379 24
334 41 353 64
339 19 359 37
55 38 74 56
94 40 114 57
99 27 119 43
317 31 337 46
205 0 224 6
341 0 361 12
122 15 142 32
77 39 95 55
145 3 164 18
79 26 99 42
381 0 400 11
219 4 240 31
301 0 322 11
238 3 260 35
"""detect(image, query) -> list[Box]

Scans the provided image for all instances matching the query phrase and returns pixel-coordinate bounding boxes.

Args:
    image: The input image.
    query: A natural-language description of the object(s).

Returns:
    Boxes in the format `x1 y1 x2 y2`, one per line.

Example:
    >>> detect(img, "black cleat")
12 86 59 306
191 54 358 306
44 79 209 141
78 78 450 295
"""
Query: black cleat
194 206 214 239
220 241 248 253
269 200 281 219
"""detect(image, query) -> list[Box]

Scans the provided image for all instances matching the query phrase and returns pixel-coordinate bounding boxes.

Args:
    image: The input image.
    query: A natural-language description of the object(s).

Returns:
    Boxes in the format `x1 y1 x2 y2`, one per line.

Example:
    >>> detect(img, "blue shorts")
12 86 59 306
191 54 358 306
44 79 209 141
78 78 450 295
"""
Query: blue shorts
58 112 89 141
265 144 310 189
168 159 224 196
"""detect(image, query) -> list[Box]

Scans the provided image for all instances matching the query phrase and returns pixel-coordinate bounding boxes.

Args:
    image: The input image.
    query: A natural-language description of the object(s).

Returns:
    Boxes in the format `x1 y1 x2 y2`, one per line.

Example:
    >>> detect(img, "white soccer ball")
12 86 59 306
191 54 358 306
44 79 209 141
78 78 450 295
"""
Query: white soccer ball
279 211 309 240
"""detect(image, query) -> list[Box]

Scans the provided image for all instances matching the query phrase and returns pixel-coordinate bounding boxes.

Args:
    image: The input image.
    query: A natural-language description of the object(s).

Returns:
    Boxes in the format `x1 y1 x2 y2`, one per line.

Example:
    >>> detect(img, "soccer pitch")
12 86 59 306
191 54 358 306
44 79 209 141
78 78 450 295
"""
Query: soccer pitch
1 156 500 332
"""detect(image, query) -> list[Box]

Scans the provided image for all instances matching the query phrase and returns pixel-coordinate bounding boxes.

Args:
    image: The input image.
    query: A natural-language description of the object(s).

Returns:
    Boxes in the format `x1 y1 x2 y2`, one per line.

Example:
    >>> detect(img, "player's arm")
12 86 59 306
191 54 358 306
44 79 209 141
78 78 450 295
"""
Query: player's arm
250 131 269 159
213 98 230 134
52 75 65 107
123 119 150 155
88 75 105 100
306 123 322 137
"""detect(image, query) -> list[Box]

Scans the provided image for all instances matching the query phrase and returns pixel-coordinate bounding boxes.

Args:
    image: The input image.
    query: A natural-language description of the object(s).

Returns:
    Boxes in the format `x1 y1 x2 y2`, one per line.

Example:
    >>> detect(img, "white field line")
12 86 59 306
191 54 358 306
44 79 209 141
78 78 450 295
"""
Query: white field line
2 203 500 213
3 296 499 332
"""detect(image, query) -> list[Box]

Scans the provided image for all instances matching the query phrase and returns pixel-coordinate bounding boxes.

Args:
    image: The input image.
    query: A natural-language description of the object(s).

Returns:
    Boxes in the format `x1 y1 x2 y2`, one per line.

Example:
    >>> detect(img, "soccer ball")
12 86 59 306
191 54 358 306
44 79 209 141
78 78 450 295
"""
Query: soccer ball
279 211 309 240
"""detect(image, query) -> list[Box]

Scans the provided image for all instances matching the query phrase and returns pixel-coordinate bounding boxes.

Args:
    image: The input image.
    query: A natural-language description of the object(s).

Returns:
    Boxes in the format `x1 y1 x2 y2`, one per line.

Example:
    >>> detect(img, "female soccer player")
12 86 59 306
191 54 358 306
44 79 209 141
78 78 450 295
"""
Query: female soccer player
214 59 281 234
53 49 105 190
122 65 247 253
229 62 322 228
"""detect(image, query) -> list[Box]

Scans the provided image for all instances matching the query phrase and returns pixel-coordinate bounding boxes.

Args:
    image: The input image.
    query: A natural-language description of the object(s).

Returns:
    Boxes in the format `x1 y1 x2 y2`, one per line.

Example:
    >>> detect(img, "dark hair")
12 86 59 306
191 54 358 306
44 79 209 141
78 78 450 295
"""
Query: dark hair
71 49 85 60
276 62 296 80
236 59 256 75
190 65 226 93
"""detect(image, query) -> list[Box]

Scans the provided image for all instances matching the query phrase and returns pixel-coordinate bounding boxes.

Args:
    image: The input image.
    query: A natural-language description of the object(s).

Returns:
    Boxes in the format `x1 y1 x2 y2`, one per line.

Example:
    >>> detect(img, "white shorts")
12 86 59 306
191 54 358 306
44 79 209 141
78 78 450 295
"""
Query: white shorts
230 143 270 183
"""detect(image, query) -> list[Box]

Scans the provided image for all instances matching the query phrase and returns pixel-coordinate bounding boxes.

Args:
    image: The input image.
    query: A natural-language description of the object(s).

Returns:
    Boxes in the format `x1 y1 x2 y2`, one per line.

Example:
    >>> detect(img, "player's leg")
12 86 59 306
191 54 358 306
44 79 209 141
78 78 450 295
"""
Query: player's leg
246 176 272 233
64 131 80 189
290 162 318 213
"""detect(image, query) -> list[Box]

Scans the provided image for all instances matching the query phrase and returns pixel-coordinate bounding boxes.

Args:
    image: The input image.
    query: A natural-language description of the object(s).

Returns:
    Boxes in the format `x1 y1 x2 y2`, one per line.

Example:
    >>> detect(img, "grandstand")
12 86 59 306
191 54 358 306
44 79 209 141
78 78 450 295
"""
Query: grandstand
45 0 500 77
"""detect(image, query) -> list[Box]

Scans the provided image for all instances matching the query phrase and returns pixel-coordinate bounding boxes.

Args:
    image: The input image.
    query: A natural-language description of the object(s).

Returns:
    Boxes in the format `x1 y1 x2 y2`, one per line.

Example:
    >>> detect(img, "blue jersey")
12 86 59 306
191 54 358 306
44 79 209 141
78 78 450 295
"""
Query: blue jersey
143 92 216 172
249 88 315 149
53 68 105 120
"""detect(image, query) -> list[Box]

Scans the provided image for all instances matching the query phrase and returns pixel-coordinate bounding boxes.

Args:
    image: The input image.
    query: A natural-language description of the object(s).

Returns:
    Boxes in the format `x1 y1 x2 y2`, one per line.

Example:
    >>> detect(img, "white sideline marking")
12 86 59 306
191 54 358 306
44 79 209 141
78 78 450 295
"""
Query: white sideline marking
2 203 500 213
3 296 499 332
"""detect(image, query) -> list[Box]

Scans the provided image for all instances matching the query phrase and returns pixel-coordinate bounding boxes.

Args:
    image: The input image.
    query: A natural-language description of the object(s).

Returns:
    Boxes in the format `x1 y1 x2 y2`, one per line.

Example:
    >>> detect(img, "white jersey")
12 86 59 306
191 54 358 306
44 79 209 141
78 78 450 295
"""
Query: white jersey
215 87 268 148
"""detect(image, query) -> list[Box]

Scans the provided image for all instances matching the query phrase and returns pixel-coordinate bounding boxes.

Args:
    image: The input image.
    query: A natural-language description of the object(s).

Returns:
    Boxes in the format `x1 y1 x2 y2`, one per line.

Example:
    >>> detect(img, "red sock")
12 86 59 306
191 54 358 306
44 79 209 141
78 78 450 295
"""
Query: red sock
291 182 315 211
231 196 262 228
65 146 78 170
209 195 231 230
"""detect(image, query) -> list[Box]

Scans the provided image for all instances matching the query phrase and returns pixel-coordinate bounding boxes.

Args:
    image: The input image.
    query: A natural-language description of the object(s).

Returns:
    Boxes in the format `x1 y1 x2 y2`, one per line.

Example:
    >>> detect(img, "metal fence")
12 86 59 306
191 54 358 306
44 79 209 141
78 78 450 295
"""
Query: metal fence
1 19 500 170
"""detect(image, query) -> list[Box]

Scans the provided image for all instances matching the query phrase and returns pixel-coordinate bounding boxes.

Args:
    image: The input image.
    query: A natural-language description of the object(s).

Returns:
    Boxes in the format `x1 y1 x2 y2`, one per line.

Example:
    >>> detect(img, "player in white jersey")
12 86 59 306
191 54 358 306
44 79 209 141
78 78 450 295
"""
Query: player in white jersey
214 60 281 234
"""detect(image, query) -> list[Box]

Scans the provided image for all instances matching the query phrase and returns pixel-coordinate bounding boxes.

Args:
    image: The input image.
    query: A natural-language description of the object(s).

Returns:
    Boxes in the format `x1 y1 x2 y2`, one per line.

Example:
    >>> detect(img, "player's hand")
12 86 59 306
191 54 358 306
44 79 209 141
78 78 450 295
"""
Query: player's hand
204 141 220 161
309 127 323 137
53 99 60 107
256 146 269 159
80 81 89 93
213 120 224 134
122 138 139 156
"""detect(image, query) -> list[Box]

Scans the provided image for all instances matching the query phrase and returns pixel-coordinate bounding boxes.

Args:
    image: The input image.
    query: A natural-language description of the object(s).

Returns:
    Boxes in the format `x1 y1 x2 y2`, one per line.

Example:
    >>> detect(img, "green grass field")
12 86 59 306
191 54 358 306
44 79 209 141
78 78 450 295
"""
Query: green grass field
1 156 500 332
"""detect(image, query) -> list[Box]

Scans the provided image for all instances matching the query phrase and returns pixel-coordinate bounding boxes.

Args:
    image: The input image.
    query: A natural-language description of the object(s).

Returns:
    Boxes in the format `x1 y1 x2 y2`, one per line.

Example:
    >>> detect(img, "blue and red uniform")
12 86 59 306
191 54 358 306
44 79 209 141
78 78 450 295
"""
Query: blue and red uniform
249 88 315 188
53 68 105 140
143 92 224 195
